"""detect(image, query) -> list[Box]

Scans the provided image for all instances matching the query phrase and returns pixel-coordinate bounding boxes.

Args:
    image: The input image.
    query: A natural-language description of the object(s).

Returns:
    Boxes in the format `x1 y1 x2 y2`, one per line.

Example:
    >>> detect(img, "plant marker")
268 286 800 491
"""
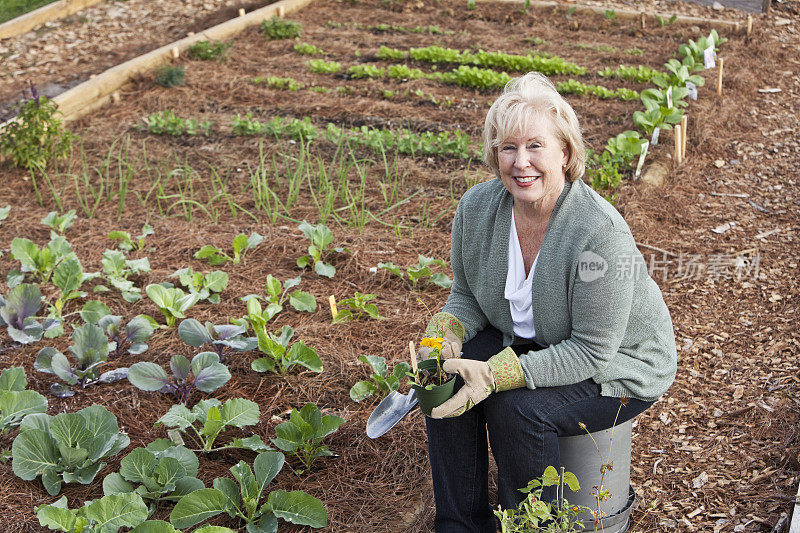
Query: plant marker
634 140 649 180
187 31 195 36
717 58 724 96
238 8 245 16
703 45 715 69
680 115 688 161
746 15 753 37
673 125 682 166
328 295 338 319
278 6 285 17
171 47 179 59
640 11 645 29
666 86 673 109
409 341 418 374
111 91 120 103
650 127 660 147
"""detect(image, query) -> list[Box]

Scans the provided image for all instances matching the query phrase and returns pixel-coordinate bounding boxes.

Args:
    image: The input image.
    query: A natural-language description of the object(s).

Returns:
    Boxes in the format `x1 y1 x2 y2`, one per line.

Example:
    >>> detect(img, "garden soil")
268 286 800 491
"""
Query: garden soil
0 0 799 531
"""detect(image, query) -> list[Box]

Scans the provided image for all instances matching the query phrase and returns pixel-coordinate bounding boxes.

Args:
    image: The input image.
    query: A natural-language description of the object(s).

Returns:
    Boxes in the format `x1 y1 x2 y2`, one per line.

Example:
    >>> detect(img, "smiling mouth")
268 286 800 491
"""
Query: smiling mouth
514 176 540 184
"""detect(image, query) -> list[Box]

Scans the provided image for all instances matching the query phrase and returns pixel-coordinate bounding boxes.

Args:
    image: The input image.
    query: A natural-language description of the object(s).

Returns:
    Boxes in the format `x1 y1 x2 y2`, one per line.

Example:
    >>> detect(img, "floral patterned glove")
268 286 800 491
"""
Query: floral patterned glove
429 347 526 418
417 312 465 361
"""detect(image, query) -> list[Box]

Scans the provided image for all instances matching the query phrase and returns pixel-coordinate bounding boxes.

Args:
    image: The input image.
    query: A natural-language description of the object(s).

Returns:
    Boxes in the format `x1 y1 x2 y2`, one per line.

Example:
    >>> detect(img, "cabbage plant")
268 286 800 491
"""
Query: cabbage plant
171 267 228 304
170 451 327 531
271 403 344 472
194 232 263 266
0 283 60 344
36 493 148 532
12 404 130 495
250 323 323 375
178 318 257 360
98 314 154 357
128 352 231 405
100 249 150 303
9 235 75 284
146 284 200 327
0 366 48 433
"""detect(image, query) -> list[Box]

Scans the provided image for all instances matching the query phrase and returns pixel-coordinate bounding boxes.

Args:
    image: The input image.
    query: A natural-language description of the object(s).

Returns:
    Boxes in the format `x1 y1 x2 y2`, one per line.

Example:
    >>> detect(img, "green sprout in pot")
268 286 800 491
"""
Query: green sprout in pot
409 336 450 389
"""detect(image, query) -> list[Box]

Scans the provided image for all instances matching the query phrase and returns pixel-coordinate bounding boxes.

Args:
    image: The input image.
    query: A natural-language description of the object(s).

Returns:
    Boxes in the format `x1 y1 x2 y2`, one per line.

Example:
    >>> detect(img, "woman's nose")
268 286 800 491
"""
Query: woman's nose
513 147 531 169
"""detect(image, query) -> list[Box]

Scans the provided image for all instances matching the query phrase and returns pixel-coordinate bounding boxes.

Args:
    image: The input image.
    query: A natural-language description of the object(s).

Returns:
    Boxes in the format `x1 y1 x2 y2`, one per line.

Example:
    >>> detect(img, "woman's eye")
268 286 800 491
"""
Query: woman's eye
527 143 541 150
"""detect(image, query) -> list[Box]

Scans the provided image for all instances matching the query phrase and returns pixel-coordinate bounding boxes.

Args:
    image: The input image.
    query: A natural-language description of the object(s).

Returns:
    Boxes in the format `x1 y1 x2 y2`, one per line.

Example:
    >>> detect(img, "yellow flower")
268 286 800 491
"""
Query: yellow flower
420 337 444 350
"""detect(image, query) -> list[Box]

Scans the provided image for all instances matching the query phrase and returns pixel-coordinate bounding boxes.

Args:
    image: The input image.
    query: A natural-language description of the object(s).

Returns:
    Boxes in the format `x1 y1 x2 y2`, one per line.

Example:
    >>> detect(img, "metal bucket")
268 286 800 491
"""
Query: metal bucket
558 420 636 533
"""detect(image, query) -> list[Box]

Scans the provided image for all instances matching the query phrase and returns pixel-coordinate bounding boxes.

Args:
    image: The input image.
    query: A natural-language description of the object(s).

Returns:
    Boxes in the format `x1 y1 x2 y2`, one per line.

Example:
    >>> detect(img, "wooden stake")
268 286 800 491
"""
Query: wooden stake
277 6 285 17
717 57 724 96
640 11 646 29
674 124 682 166
111 91 120 103
746 15 753 37
409 341 418 374
680 115 688 161
328 295 338 320
170 47 179 59
238 8 245 16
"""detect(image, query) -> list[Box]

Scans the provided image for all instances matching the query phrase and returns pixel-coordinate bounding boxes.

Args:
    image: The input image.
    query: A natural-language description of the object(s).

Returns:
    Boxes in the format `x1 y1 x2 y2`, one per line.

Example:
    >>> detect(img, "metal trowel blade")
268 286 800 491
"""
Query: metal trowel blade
365 389 419 439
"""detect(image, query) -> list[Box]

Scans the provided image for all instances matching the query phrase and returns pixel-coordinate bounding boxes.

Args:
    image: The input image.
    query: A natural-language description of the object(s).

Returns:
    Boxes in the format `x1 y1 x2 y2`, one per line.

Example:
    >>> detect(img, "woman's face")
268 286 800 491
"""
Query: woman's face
497 114 568 213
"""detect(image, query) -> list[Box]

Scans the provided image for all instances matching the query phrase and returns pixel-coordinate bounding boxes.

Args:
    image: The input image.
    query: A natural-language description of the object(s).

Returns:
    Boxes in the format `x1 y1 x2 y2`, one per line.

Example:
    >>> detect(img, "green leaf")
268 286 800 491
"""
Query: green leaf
0 390 48 429
232 234 248 259
231 435 270 453
377 262 403 277
0 366 27 392
264 275 282 300
10 237 39 272
286 342 323 373
254 451 284 497
429 273 452 289
53 257 83 297
103 472 135 495
204 271 229 293
349 381 376 402
267 490 327 528
85 492 148 531
251 357 276 373
231 460 258 502
213 476 242 513
131 521 180 533
563 471 581 492
80 300 110 324
169 488 229 529
36 497 78 531
157 404 196 430
128 362 170 391
314 261 335 278
11 428 59 481
178 318 213 347
120 448 156 483
289 291 316 312
221 398 260 428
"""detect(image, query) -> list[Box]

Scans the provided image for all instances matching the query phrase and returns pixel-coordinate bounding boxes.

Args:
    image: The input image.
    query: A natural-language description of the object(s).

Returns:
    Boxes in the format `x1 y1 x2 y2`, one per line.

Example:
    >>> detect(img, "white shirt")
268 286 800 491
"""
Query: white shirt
505 206 538 339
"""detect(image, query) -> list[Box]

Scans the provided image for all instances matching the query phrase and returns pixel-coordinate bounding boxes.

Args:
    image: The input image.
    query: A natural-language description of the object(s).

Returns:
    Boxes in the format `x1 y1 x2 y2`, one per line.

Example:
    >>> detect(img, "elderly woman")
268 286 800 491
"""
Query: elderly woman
419 72 677 532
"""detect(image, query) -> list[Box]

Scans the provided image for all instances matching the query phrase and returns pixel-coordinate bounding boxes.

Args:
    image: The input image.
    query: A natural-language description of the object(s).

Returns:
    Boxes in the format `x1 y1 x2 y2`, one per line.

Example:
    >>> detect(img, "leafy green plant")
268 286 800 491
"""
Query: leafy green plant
155 398 265 452
597 65 658 84
194 232 264 266
293 42 324 55
10 235 76 284
41 209 76 235
12 404 130 495
0 84 73 185
34 323 126 397
155 65 186 88
231 113 267 135
36 492 148 532
261 16 301 39
169 451 327 530
0 367 48 434
130 522 235 533
101 249 151 303
586 150 622 200
605 130 647 168
655 13 677 26
139 110 213 136
188 40 232 60
494 466 589 532
271 403 344 472
296 221 347 278
603 9 616 21
128 353 231 405
332 292 384 323
678 29 727 65
103 441 204 508
347 64 386 79
109 224 154 251
251 323 323 374
97 314 154 357
652 59 705 90
262 273 317 313
170 268 228 304
47 256 98 336
0 283 60 344
257 75 304 91
349 356 409 402
378 254 452 289
178 318 257 359
306 58 342 74
145 284 200 327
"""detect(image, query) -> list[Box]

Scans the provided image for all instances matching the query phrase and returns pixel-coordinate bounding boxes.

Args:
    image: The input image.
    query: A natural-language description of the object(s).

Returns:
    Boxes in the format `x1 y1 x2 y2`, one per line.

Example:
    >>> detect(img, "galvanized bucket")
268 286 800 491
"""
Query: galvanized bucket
558 419 636 533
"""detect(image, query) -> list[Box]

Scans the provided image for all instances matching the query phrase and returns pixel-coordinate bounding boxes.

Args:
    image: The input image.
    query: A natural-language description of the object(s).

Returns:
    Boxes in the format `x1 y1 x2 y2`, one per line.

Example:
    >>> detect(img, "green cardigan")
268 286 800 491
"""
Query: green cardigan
445 178 677 402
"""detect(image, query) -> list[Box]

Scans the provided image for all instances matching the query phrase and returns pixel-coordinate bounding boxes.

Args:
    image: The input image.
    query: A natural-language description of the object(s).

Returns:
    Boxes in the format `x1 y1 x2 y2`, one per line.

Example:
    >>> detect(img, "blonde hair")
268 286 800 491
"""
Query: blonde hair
483 72 585 182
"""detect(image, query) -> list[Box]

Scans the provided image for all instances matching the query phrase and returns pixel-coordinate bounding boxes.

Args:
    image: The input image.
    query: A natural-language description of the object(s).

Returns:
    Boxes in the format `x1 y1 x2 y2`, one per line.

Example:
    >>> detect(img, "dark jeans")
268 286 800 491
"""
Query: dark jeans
424 326 653 533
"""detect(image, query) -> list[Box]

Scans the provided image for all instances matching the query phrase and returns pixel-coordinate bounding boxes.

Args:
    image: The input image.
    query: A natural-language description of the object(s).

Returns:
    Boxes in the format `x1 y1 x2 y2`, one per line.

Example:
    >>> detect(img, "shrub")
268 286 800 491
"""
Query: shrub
154 65 186 88
187 40 232 60
261 16 301 39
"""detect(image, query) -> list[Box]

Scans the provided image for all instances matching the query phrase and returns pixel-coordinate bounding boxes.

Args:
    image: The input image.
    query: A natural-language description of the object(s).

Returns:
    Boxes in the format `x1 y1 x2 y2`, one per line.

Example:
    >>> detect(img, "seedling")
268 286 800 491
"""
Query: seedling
97 314 154 357
187 40 232 61
349 356 410 402
36 493 148 532
108 224 154 251
331 292 385 323
34 323 126 397
261 16 301 39
251 323 323 374
407 336 449 388
155 398 266 453
41 209 76 235
257 273 317 314
271 403 344 472
11 404 130 495
0 367 48 434
145 284 200 327
0 283 60 344
652 59 706 91
296 221 347 278
155 65 186 88
170 267 228 303
603 9 616 21
178 318 257 359
128 353 231 406
101 250 151 303
378 254 452 289
655 14 677 26
169 451 327 530
306 59 342 74
47 256 99 337
10 235 76 284
293 42 324 55
194 232 264 266
139 110 213 136
103 442 204 507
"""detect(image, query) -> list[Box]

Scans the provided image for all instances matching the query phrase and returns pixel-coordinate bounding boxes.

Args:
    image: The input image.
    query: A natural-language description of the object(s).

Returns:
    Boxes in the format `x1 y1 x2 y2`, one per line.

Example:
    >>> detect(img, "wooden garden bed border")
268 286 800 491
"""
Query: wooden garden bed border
0 0 105 40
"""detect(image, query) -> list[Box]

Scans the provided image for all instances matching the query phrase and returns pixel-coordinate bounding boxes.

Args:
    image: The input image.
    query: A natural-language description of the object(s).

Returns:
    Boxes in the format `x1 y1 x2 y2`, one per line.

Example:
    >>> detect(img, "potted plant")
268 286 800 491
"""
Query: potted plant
409 336 457 416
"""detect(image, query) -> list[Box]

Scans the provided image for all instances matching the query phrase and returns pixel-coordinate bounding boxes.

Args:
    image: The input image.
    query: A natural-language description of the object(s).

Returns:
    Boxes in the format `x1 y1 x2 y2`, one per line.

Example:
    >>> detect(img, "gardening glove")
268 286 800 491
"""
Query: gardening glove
430 347 526 419
417 312 465 361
